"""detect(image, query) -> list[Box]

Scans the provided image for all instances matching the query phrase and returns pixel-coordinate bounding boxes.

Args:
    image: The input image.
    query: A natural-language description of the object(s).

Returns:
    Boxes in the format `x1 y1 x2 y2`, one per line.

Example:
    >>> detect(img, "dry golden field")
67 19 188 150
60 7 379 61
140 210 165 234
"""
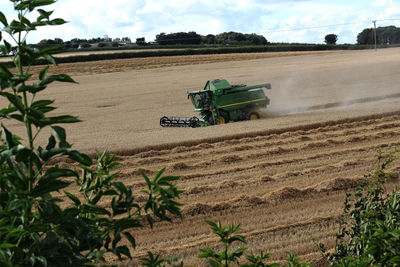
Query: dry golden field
2 48 400 265
110 111 400 266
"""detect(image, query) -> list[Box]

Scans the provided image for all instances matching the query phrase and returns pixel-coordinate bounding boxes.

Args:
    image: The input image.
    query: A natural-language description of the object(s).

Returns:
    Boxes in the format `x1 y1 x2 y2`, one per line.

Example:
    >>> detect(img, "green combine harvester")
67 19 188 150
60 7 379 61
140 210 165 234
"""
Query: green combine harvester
160 79 271 128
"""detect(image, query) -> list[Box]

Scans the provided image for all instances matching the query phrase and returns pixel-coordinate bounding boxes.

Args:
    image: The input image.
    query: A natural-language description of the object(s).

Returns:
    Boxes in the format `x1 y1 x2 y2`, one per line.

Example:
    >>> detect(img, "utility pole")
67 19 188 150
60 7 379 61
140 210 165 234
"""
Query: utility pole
373 20 377 51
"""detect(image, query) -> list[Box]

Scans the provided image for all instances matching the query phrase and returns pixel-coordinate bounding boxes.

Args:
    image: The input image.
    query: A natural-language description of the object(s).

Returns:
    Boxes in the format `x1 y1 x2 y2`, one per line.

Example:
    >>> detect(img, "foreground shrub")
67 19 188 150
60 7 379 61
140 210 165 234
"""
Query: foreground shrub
198 220 310 267
141 220 310 267
0 1 183 266
320 150 400 266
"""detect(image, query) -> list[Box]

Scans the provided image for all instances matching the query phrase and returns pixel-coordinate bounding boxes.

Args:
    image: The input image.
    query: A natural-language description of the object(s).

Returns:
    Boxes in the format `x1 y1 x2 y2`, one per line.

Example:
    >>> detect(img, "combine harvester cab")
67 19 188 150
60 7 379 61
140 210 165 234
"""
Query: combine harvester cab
161 79 271 127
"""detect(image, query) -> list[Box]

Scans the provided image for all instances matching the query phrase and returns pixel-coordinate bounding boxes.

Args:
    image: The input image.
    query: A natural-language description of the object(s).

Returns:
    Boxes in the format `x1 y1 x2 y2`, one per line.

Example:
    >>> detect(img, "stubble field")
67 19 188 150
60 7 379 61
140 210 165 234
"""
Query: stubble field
4 48 400 265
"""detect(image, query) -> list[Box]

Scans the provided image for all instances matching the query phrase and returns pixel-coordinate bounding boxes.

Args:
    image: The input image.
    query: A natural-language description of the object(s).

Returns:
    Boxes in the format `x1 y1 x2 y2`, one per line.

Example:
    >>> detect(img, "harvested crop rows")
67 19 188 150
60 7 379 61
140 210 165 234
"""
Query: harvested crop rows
99 111 400 266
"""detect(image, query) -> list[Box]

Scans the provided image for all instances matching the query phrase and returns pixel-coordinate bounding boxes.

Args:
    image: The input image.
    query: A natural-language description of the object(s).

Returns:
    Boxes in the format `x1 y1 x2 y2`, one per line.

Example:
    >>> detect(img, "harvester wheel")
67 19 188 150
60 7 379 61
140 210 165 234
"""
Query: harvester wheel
218 116 226 124
218 111 229 124
248 112 260 120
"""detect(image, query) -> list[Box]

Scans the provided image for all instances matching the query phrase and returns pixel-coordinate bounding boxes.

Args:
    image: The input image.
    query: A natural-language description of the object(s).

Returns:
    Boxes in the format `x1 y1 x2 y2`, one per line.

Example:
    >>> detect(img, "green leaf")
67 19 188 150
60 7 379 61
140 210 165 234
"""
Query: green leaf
28 83 47 94
31 99 55 114
153 167 165 183
37 9 53 21
198 249 216 258
11 74 33 85
64 191 81 206
14 145 32 162
39 73 76 86
40 115 81 127
123 232 136 249
46 135 56 150
81 204 110 215
142 173 151 189
43 54 56 65
32 178 71 197
0 92 24 113
16 0 56 11
231 247 247 257
43 167 78 180
0 243 15 249
0 64 13 79
115 245 131 259
39 65 49 80
8 198 30 212
51 126 69 148
8 113 23 121
32 100 55 108
2 40 11 55
146 214 154 229
1 124 15 149
67 150 92 166
0 12 8 27
228 235 246 244
0 106 17 118
49 18 66 25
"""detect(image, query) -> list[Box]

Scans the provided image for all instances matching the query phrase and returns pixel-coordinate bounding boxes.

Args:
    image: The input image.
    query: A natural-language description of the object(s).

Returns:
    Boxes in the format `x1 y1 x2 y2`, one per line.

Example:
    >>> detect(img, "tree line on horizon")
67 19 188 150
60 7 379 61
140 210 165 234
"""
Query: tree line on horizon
32 25 400 50
33 31 269 49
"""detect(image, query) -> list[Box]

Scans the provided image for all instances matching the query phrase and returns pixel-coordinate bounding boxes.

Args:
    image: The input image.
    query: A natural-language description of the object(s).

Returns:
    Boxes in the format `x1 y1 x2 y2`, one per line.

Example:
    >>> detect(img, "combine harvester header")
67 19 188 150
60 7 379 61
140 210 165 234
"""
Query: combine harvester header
160 79 271 128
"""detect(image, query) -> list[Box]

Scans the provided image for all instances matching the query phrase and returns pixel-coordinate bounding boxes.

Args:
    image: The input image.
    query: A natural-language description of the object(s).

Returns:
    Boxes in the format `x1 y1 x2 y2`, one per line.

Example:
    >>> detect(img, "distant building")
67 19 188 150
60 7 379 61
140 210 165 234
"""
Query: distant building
104 34 112 42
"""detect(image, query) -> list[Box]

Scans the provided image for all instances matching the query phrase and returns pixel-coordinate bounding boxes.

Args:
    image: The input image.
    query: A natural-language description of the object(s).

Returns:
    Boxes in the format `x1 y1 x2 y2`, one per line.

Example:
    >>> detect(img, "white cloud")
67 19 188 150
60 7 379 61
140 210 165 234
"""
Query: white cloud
2 0 400 44
373 0 389 7
372 0 400 7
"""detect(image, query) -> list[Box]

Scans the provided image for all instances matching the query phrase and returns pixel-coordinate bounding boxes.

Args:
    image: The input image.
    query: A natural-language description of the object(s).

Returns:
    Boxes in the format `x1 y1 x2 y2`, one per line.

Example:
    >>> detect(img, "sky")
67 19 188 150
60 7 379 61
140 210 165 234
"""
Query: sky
0 0 400 44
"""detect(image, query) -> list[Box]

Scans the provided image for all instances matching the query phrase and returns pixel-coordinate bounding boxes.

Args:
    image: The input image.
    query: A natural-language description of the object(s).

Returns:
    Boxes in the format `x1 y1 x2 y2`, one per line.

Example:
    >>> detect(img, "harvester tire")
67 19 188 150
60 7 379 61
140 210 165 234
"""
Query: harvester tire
248 112 260 120
218 111 229 124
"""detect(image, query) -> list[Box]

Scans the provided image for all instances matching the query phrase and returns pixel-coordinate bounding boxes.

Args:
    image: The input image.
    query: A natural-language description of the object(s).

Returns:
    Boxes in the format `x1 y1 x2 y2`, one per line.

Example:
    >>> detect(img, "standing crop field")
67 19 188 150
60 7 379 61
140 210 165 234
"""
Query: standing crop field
2 48 400 265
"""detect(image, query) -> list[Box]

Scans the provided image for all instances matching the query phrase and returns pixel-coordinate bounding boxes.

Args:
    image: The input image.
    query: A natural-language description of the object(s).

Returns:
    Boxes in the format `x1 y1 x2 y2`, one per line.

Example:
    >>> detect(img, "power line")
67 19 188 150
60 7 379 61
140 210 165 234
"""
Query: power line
259 18 400 34
377 18 400 21
260 21 370 33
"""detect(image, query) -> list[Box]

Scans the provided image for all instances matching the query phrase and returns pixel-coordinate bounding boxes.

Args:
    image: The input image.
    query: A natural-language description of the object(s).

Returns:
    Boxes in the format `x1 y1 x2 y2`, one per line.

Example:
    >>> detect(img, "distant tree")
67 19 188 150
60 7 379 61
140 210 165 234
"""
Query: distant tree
79 42 91 48
324 34 338 45
88 37 104 44
70 38 88 48
214 31 268 45
111 42 119 47
202 34 216 44
35 38 64 49
122 37 131 43
97 42 107 48
155 31 202 45
357 28 374 45
64 41 72 49
136 37 146 45
357 26 400 45
247 33 268 45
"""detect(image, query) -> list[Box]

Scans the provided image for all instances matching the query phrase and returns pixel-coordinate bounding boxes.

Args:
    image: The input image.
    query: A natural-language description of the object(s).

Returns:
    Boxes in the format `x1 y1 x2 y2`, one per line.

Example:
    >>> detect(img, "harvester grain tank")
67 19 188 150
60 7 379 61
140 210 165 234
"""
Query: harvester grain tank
160 79 271 127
